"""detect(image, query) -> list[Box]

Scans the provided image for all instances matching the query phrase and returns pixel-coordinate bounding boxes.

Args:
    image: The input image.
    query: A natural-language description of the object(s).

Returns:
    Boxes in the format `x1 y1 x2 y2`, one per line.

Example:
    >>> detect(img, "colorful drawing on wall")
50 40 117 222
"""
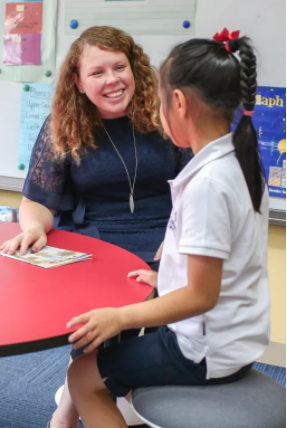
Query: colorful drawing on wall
233 87 286 199
254 87 286 199
3 1 43 65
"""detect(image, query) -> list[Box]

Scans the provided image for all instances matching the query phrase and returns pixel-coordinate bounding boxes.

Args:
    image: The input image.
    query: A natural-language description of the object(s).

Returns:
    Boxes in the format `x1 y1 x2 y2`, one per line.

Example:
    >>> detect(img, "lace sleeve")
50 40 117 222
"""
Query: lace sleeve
23 116 75 211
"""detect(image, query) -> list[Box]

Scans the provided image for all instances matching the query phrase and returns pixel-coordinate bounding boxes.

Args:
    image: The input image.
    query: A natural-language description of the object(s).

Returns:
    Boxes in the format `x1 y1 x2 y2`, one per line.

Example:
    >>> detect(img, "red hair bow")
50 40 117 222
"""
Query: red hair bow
213 28 240 53
213 28 240 43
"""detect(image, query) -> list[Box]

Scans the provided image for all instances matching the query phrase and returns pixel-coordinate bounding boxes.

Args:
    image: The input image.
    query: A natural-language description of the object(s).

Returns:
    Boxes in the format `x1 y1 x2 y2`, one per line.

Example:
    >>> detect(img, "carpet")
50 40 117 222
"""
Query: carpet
0 345 285 428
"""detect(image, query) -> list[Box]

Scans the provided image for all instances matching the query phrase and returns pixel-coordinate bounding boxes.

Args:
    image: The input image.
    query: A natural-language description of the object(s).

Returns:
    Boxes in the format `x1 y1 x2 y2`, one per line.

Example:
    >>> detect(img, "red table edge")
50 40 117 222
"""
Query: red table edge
0 289 156 357
0 333 71 357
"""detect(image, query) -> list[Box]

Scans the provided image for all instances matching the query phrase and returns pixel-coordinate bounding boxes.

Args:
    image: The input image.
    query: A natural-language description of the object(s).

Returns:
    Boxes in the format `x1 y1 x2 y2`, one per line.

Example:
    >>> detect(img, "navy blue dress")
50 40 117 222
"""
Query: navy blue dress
23 116 190 262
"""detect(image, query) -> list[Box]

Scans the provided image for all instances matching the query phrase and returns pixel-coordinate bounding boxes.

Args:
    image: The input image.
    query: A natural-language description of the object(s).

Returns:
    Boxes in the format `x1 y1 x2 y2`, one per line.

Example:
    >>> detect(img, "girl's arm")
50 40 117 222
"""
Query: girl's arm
67 255 223 353
121 255 222 330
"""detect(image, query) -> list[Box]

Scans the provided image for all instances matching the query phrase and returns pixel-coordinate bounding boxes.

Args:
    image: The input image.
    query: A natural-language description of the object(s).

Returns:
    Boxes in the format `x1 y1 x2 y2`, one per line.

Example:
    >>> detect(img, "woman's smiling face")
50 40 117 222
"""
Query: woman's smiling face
75 45 135 119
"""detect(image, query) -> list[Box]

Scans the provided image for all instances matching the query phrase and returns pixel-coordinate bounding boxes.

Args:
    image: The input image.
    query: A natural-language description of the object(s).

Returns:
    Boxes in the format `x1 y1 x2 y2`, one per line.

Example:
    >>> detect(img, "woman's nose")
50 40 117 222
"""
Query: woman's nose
105 71 120 85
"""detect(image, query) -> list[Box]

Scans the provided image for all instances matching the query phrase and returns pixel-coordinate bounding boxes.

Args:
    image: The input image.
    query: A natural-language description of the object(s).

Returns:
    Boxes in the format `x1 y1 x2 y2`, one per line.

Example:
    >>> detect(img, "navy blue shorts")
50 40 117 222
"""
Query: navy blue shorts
97 326 252 397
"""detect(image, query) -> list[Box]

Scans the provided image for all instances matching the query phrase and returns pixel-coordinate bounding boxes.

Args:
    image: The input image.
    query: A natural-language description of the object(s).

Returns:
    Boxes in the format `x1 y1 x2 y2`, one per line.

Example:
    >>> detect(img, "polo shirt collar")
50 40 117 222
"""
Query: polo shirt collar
171 133 234 189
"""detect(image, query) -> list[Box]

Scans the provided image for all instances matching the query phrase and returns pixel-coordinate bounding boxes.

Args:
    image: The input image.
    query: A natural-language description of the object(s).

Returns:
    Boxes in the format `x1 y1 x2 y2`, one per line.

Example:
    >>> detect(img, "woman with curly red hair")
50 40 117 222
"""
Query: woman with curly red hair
1 26 189 427
1 26 186 262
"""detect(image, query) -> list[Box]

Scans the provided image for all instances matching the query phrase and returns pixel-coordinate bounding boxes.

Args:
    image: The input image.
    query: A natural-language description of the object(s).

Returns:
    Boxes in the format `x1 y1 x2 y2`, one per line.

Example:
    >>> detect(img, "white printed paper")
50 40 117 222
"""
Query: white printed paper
18 82 54 170
65 0 196 36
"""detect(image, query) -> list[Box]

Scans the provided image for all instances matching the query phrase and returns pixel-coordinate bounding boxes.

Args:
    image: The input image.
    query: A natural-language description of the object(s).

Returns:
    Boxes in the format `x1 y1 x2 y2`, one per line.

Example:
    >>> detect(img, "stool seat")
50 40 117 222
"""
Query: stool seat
131 369 286 428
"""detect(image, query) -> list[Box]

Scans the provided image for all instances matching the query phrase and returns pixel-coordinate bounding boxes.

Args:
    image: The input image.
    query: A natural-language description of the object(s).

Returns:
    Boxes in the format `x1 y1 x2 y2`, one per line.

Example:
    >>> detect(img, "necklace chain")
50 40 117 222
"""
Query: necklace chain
102 123 138 213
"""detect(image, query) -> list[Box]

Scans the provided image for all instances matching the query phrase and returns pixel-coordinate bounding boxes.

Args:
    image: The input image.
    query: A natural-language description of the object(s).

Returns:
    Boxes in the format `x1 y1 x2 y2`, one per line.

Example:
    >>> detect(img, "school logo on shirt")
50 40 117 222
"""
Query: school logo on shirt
167 210 177 234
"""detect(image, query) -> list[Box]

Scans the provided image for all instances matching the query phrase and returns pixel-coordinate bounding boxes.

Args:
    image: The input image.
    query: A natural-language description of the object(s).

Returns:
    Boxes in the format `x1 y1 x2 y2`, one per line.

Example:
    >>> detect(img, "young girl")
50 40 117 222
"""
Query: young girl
66 30 270 428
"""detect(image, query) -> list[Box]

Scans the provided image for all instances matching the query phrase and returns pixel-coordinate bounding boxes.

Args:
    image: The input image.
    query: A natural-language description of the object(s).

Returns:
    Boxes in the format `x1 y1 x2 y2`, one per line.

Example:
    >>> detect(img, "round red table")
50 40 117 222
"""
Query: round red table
0 223 153 356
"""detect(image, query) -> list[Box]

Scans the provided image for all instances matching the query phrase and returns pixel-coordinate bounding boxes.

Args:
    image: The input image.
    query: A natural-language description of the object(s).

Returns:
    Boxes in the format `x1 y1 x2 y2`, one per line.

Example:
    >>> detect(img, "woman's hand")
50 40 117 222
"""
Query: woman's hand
127 269 158 288
0 226 47 255
67 308 124 353
154 240 164 261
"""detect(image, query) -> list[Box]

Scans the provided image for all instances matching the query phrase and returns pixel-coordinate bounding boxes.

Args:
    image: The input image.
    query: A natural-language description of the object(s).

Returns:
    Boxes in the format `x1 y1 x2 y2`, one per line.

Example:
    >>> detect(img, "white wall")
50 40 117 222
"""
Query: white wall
0 0 285 199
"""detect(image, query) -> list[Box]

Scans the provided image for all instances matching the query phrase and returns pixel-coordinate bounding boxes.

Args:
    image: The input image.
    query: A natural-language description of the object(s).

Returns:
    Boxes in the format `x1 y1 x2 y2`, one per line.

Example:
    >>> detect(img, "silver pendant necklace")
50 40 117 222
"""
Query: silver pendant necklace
102 123 138 213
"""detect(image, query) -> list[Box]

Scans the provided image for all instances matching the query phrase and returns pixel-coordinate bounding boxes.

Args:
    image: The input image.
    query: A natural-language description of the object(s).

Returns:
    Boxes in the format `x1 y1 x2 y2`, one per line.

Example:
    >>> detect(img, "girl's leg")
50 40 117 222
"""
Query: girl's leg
49 357 79 428
49 332 140 428
68 353 128 428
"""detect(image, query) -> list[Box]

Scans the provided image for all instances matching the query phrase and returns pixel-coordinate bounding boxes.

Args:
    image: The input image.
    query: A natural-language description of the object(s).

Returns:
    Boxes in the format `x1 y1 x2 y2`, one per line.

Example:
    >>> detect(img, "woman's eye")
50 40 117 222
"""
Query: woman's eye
93 71 103 76
116 65 125 71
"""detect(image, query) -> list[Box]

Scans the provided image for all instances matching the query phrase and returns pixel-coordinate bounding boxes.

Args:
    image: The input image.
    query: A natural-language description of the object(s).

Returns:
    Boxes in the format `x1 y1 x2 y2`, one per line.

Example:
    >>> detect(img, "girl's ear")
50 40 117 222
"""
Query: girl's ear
173 89 188 119
73 73 84 94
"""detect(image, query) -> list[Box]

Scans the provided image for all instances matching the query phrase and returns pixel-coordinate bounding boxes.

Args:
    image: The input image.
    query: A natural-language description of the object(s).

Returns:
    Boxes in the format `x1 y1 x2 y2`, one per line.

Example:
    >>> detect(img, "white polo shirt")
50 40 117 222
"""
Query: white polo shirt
158 133 270 379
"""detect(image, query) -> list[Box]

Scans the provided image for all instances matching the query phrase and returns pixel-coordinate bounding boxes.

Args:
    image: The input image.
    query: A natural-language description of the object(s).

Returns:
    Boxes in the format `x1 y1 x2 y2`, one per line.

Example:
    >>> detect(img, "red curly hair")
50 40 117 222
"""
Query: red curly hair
51 26 161 162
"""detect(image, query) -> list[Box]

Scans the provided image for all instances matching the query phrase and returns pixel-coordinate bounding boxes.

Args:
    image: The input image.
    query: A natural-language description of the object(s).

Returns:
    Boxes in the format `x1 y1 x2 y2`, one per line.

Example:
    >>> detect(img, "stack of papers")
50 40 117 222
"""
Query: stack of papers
0 246 92 269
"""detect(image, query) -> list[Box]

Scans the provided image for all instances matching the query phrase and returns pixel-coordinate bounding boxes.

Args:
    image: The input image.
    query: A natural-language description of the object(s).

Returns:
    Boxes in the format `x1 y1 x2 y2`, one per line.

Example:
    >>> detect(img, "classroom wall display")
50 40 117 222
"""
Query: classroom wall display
4 0 43 66
65 0 196 36
0 0 58 82
255 87 286 199
17 83 53 171
0 0 285 217
232 87 286 199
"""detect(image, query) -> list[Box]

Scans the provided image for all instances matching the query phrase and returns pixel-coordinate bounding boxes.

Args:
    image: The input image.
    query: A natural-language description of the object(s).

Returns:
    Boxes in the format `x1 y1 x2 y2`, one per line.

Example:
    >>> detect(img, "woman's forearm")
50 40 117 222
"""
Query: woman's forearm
19 197 55 233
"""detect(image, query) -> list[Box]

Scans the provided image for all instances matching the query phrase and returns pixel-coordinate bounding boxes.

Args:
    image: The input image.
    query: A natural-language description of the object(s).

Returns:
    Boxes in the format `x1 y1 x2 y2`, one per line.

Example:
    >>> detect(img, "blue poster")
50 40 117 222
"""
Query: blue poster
18 83 54 170
254 87 286 198
233 87 286 199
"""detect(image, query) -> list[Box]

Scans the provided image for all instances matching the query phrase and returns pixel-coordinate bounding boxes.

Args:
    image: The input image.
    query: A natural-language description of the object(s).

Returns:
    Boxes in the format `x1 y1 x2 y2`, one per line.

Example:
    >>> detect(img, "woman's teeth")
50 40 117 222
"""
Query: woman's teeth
105 89 124 98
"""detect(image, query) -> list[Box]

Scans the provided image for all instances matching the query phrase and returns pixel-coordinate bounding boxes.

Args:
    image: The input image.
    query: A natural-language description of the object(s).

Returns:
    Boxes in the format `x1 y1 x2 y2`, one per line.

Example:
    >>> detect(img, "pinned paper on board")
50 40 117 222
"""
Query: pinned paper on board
4 33 41 65
0 0 57 82
5 1 43 34
233 87 286 199
18 83 54 170
255 87 286 198
3 1 43 66
65 0 196 35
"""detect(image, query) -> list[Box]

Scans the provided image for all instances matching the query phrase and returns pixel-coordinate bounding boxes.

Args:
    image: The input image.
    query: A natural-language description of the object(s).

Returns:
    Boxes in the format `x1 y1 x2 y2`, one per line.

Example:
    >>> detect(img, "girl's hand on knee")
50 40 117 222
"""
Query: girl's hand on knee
67 308 124 353
127 269 158 288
